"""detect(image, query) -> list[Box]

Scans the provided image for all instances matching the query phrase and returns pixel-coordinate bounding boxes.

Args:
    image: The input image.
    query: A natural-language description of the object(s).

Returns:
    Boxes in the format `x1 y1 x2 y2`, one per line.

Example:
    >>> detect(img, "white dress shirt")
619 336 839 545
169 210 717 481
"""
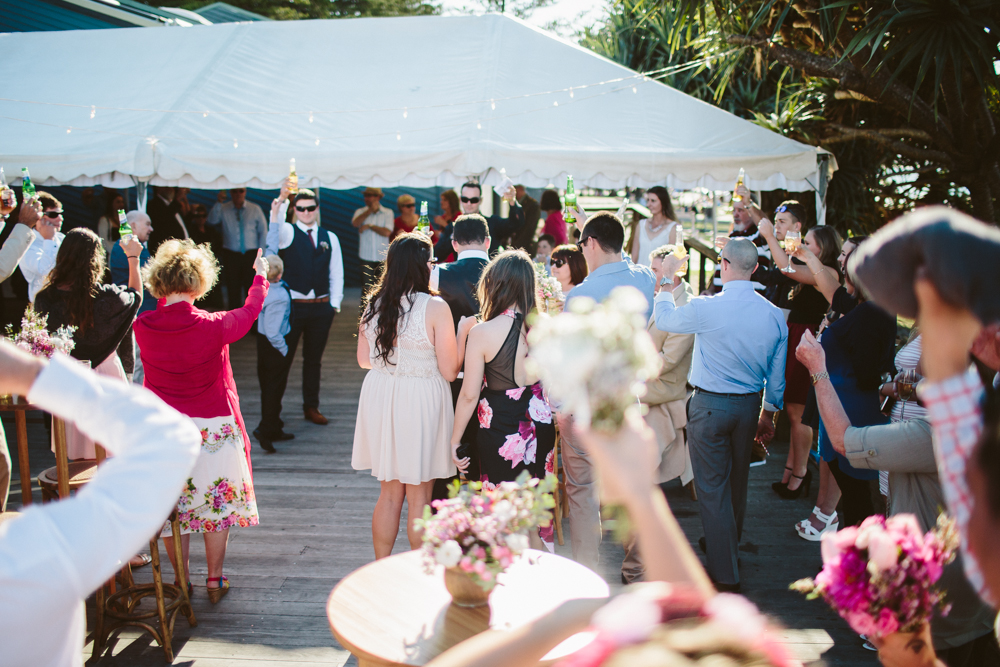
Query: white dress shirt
266 201 345 310
352 205 394 262
0 354 201 667
428 249 489 291
20 231 64 302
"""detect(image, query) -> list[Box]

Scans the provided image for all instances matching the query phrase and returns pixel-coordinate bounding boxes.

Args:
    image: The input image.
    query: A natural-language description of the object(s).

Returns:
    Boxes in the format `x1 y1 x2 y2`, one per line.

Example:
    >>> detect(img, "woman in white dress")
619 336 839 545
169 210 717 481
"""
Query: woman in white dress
630 186 682 267
352 233 475 559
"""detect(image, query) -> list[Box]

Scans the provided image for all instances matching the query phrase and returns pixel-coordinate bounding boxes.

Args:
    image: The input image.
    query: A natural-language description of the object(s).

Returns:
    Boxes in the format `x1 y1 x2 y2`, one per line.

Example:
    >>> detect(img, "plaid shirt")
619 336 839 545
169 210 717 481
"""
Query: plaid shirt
920 367 993 604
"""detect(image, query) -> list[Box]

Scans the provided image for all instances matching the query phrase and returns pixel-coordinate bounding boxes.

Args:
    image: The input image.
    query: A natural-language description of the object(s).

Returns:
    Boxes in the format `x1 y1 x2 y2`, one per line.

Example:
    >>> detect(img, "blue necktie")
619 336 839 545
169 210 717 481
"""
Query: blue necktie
237 206 245 253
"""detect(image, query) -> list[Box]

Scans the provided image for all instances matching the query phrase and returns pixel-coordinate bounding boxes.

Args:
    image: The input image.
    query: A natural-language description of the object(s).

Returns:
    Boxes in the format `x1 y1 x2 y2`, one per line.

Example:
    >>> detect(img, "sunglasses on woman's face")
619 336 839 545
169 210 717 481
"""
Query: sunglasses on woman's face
296 205 318 212
401 203 415 208
551 258 567 268
43 210 64 219
460 196 480 204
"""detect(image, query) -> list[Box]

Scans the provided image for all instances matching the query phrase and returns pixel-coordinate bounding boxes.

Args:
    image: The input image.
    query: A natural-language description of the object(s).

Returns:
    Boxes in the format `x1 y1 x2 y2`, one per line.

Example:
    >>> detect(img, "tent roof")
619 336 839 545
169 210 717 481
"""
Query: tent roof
1 14 830 192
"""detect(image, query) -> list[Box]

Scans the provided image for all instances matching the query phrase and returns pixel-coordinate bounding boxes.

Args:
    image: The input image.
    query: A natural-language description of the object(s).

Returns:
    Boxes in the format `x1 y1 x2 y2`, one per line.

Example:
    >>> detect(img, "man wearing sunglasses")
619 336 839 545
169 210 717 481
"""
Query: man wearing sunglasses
209 187 268 310
267 183 344 427
19 192 66 303
351 187 394 293
433 181 525 260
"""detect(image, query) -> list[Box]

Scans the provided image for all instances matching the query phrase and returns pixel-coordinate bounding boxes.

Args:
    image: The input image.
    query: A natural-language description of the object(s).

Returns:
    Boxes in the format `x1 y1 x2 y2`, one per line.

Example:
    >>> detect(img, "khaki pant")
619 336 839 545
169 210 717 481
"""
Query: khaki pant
557 413 601 571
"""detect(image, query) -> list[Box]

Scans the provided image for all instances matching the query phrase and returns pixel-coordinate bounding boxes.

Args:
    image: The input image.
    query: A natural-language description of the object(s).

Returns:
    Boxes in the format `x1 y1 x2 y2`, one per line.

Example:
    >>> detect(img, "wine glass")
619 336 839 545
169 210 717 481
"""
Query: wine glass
781 231 801 273
897 369 918 419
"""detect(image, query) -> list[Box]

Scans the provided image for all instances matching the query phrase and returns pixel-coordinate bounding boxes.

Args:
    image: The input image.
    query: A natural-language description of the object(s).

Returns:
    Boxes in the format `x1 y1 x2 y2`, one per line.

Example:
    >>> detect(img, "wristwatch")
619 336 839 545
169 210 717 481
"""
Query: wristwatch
810 371 829 385
659 275 671 287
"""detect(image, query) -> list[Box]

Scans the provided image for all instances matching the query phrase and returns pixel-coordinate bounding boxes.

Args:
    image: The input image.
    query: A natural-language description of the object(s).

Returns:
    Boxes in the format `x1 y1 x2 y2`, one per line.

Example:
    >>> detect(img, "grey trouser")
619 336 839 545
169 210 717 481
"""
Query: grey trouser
557 413 601 571
686 389 762 586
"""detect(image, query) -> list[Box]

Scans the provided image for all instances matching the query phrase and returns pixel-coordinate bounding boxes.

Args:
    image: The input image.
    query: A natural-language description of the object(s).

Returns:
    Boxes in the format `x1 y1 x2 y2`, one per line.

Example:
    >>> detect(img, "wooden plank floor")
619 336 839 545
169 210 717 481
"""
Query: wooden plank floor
4 288 875 666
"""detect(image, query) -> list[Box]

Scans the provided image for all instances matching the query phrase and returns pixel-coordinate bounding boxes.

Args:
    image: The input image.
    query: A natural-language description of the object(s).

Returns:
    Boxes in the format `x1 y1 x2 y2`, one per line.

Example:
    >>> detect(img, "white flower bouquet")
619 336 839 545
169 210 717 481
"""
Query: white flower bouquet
534 262 564 314
526 286 660 432
414 471 556 591
4 306 76 358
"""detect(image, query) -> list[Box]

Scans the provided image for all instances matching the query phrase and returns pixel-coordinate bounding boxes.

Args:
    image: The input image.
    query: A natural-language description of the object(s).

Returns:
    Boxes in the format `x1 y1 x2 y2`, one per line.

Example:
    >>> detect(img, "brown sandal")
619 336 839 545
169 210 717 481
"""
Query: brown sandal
206 575 229 604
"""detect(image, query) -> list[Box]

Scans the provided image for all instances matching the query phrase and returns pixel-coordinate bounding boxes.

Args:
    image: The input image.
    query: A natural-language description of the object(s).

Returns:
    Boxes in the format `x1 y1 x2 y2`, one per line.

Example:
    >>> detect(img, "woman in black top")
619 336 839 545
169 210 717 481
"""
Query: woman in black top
35 228 143 460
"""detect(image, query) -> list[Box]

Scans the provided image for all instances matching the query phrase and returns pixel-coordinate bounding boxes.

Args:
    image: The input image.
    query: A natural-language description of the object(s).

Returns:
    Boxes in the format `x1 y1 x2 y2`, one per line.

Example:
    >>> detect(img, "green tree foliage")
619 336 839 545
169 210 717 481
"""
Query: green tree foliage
154 0 440 20
581 0 1000 232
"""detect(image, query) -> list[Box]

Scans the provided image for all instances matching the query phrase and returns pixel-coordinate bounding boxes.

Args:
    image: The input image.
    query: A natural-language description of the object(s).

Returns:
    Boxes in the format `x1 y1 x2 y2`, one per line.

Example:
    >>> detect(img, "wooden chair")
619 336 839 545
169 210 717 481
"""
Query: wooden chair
551 431 568 546
37 416 97 502
91 510 196 662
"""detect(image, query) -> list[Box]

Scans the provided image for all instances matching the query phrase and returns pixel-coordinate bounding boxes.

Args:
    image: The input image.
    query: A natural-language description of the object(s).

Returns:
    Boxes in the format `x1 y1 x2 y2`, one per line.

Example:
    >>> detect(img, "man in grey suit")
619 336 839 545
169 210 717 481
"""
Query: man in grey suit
654 238 787 592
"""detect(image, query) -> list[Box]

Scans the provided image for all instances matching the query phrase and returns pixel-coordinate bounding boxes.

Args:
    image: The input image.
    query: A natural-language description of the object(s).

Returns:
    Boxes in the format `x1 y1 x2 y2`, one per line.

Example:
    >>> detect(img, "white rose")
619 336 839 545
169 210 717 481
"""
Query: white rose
505 532 530 553
493 499 516 524
435 540 463 568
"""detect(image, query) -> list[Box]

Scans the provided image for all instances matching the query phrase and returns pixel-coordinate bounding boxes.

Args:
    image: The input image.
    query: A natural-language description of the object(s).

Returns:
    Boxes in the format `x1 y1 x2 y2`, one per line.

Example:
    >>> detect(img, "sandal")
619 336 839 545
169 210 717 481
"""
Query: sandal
129 553 152 568
795 506 838 542
206 575 230 604
173 579 194 595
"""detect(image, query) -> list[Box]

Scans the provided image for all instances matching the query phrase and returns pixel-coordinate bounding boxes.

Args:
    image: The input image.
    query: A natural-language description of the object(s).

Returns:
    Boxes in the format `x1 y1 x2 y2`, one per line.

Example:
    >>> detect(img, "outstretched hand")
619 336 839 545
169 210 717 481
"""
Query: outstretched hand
0 339 45 398
121 234 142 258
574 414 657 506
253 249 269 277
914 273 981 382
18 197 41 228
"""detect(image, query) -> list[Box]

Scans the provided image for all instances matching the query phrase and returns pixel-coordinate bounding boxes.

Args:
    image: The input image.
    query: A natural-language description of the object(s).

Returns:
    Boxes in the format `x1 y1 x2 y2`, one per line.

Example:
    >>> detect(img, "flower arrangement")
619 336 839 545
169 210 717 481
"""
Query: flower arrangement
3 306 76 358
415 470 556 591
558 583 800 667
534 262 564 313
526 286 660 432
791 513 959 639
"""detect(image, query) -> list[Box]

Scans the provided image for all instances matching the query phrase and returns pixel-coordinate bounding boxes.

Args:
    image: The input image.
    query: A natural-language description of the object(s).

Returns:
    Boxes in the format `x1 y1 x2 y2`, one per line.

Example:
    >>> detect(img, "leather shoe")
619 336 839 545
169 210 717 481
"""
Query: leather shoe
252 428 277 453
274 430 295 441
304 407 328 425
713 580 742 594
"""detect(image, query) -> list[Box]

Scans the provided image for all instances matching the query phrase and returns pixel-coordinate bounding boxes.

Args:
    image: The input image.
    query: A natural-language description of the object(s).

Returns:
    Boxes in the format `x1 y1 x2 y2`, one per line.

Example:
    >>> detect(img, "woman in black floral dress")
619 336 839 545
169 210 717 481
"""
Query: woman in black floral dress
450 250 556 547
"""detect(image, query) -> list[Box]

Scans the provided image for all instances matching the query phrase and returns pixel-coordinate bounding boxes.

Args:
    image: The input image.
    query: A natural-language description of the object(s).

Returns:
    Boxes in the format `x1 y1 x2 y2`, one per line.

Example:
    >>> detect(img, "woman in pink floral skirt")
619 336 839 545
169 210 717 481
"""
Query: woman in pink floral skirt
135 239 268 603
451 250 556 548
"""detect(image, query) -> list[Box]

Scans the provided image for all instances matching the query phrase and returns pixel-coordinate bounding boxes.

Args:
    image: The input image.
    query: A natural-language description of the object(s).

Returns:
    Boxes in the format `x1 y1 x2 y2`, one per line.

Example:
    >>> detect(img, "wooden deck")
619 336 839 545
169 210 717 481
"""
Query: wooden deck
4 288 876 666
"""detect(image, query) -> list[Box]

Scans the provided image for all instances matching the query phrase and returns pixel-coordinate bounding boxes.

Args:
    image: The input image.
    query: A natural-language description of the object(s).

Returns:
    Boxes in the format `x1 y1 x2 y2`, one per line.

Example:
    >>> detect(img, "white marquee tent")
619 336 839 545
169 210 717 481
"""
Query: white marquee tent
1 14 833 203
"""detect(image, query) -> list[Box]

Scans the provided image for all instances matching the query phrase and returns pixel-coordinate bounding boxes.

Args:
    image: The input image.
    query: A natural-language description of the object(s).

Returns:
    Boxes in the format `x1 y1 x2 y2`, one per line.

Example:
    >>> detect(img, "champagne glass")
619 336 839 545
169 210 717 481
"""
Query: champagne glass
672 227 687 275
781 230 801 273
897 369 918 419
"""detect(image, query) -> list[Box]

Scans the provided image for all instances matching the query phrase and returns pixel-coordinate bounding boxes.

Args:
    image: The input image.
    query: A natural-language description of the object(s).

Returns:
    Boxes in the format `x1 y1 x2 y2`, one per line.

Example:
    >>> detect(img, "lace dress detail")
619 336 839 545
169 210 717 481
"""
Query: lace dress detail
363 293 442 379
353 291 456 484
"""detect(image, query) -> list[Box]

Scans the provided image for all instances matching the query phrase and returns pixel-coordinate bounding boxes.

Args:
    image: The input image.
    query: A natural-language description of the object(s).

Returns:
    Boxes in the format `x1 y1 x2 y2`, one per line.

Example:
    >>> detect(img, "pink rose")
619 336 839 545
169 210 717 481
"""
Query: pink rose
499 433 526 467
528 395 552 424
506 387 525 400
478 398 493 429
867 531 900 573
545 450 554 474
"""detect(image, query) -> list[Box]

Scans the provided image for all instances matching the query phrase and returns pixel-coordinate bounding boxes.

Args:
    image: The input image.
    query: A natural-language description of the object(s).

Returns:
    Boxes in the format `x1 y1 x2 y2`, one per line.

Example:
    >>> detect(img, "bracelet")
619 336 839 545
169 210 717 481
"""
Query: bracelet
810 371 830 385
126 255 140 259
811 266 826 276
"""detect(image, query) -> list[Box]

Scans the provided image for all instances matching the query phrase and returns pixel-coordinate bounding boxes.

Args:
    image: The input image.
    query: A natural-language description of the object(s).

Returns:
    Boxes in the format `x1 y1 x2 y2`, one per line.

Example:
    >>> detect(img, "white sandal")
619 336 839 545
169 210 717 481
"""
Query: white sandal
796 506 839 541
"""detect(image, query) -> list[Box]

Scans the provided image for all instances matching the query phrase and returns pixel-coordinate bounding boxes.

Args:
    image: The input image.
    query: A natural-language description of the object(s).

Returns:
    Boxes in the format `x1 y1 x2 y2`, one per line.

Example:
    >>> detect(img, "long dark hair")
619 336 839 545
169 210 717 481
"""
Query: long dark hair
360 233 433 367
477 250 536 321
646 186 677 221
37 229 105 332
551 244 588 287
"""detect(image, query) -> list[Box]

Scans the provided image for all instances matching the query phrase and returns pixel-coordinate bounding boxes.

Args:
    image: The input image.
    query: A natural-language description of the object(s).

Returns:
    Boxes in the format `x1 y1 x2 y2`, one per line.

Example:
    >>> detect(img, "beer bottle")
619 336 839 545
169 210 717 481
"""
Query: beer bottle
118 209 133 243
21 168 35 199
564 175 577 226
416 201 430 236
288 158 298 195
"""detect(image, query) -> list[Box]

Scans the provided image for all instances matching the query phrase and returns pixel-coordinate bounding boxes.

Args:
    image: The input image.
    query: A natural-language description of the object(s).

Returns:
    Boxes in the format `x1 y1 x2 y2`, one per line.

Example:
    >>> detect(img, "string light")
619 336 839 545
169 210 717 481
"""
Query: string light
553 101 558 107
396 132 401 140
476 121 482 129
309 112 314 123
203 111 209 118
90 105 95 119
632 86 637 93
569 88 574 98
403 107 408 119
66 128 71 133
315 138 320 145
233 139 238 148
490 99 495 110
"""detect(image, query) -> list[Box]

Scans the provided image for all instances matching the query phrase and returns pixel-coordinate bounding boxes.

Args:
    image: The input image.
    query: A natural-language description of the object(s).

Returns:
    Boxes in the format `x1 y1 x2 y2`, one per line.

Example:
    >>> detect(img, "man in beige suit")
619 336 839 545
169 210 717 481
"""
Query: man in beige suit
622 243 695 584
0 195 41 512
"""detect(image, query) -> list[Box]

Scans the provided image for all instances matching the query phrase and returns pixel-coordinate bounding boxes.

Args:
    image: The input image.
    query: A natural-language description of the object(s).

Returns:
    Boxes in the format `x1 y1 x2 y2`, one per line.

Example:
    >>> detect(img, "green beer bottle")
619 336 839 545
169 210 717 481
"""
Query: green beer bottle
21 168 35 198
563 175 577 226
118 209 132 242
416 201 430 236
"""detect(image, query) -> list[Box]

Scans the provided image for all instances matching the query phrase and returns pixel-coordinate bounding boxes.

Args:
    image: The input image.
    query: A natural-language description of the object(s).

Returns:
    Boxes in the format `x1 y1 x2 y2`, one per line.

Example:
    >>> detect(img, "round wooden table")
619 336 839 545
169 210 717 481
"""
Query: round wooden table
327 549 608 666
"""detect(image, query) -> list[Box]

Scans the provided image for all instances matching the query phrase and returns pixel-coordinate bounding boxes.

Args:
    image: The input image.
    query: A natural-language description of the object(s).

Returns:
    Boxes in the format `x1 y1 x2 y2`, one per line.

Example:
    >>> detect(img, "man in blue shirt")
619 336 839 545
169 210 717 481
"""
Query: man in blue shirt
559 211 656 571
109 210 155 383
655 238 787 592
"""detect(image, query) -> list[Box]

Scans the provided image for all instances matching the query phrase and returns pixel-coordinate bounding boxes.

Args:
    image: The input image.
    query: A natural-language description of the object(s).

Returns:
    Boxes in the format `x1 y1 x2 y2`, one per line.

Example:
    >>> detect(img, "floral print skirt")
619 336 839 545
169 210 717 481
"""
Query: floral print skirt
477 383 556 546
163 414 259 536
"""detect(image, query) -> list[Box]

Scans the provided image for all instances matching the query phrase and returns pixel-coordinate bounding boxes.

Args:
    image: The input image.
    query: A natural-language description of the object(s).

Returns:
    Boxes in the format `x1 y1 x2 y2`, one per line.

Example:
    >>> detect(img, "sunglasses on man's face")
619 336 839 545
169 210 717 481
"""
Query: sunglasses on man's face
296 205 318 212
460 197 480 204
43 210 64 219
551 258 567 268
401 203 416 208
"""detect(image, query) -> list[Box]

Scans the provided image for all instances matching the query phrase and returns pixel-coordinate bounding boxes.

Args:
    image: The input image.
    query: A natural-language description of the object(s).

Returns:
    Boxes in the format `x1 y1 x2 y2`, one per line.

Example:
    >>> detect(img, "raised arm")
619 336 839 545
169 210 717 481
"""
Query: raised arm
0 200 40 282
221 254 269 344
328 234 344 312
653 290 701 334
793 244 839 301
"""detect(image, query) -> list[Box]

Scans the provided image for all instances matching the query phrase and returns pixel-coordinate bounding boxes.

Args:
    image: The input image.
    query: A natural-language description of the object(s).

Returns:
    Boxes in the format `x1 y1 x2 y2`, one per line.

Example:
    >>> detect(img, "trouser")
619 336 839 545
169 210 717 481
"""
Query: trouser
360 260 383 296
0 427 10 512
827 457 877 528
432 378 481 503
222 248 257 309
686 389 761 586
132 340 144 385
285 301 335 411
556 413 601 571
937 630 1000 667
256 332 293 439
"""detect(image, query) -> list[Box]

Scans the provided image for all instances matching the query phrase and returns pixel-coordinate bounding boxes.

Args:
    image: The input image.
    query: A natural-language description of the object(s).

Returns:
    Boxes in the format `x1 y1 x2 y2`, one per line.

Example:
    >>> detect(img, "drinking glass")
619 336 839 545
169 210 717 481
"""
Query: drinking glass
897 369 918 419
781 231 801 273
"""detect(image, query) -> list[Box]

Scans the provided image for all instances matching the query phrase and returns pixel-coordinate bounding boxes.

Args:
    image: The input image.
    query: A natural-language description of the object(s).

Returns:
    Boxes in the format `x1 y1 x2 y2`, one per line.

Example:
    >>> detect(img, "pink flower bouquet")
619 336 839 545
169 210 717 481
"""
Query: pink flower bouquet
414 470 556 591
3 306 76 358
791 513 959 639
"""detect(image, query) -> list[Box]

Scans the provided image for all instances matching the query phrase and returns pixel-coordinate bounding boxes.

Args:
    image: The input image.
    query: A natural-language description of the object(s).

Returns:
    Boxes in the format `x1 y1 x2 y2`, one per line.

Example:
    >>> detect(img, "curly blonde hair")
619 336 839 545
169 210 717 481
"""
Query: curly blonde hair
142 239 219 299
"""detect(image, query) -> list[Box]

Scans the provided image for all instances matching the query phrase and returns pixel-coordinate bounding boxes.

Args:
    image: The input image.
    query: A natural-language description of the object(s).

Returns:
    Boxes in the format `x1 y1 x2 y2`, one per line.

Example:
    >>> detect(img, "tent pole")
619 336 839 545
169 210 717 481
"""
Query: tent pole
135 180 149 213
815 153 830 226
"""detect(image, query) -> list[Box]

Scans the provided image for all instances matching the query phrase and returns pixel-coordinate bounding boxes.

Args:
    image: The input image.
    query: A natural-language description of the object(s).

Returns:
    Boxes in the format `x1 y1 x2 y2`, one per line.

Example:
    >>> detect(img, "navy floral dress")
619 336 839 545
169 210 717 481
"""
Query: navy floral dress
475 310 556 544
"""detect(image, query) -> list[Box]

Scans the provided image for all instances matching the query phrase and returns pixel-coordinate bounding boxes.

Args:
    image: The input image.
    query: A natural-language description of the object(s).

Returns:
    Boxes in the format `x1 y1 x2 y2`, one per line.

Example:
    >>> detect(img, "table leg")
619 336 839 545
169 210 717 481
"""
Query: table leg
53 417 70 500
15 411 30 506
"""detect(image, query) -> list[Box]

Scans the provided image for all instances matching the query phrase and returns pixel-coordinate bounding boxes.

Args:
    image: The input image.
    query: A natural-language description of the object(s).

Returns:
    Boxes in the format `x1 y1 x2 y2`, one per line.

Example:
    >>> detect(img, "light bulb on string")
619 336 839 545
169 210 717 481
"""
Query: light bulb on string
490 99 495 110
396 132 401 140
403 107 408 119
632 86 637 93
66 128 71 134
315 138 320 146
203 111 209 118
569 88 574 98
233 139 238 148
90 106 96 119
476 121 482 129
309 112 314 123
553 101 558 107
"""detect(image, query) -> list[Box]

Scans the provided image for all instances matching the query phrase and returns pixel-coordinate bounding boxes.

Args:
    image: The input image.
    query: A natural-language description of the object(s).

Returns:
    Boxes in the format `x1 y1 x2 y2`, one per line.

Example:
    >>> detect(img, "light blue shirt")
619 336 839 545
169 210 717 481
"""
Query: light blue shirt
208 200 268 253
565 260 656 322
257 280 292 356
654 280 788 409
